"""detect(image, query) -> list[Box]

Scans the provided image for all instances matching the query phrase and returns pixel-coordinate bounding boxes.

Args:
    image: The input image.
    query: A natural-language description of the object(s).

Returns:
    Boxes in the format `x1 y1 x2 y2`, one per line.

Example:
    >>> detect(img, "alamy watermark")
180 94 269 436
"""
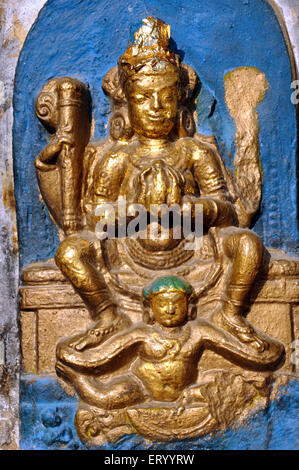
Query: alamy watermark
291 80 299 105
94 197 204 250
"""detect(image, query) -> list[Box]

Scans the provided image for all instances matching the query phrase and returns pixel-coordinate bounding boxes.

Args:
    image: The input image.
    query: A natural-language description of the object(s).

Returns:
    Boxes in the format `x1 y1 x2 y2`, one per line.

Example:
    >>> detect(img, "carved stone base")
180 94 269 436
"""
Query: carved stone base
75 369 268 444
20 249 299 376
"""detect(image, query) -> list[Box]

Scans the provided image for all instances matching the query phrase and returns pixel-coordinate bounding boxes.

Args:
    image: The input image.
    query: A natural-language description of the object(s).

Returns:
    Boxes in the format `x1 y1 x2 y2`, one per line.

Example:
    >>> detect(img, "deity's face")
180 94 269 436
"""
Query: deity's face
125 66 179 139
150 291 188 327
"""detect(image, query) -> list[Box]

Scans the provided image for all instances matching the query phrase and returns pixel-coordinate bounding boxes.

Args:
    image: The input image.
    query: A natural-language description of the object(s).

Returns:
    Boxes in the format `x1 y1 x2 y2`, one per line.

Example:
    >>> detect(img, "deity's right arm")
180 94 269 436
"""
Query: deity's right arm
87 148 134 230
35 141 60 171
35 135 74 171
92 149 128 204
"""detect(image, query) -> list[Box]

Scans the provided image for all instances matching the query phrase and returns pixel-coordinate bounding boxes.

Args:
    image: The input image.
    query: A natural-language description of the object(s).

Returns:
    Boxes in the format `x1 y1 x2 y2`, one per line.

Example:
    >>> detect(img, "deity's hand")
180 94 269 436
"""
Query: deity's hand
181 195 218 228
35 135 75 169
167 166 184 205
134 167 152 206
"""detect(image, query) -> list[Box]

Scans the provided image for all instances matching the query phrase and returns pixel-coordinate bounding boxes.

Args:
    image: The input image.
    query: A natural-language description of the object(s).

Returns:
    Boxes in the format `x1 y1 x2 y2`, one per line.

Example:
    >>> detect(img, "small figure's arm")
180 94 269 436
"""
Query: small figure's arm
56 325 148 370
191 318 284 371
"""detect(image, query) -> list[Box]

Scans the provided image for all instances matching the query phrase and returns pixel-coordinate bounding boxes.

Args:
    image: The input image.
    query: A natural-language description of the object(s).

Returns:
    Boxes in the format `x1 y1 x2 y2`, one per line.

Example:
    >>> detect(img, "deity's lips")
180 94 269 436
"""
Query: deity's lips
148 115 166 122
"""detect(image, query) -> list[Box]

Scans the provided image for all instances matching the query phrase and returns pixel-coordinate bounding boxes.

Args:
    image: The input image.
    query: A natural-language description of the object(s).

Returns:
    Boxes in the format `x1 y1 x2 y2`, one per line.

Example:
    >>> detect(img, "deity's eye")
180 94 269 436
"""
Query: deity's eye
133 93 150 104
160 87 176 103
163 93 174 101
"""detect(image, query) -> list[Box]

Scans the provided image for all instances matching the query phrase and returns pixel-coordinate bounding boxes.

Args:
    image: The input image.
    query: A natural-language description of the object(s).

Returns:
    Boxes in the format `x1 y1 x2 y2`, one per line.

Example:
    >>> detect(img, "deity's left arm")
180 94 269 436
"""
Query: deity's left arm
191 144 237 228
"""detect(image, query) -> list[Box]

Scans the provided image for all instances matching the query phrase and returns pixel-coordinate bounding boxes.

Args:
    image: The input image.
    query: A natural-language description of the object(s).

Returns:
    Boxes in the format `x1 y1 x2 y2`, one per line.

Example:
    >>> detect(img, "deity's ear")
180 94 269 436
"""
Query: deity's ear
175 63 200 138
179 63 201 104
102 66 134 142
109 107 134 142
102 65 126 103
176 106 196 138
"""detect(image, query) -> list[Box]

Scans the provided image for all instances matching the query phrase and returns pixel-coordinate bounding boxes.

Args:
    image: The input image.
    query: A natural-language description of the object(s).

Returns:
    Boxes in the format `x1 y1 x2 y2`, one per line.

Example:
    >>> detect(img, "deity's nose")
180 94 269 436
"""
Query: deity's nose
152 92 161 110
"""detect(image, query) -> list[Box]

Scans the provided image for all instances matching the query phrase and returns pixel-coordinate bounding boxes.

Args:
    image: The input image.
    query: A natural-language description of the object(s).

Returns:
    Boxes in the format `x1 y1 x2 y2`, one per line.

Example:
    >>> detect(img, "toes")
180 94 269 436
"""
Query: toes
75 340 87 351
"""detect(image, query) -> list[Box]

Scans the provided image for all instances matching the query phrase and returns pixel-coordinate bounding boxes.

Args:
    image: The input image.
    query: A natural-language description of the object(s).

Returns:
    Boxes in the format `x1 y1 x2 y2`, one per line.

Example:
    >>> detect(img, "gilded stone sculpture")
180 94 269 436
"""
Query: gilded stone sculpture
27 17 291 444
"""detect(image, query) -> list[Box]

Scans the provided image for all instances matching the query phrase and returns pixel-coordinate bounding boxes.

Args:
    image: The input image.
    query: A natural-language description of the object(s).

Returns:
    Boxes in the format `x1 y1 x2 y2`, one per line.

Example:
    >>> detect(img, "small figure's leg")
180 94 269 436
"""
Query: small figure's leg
55 234 121 350
56 360 145 409
210 228 267 350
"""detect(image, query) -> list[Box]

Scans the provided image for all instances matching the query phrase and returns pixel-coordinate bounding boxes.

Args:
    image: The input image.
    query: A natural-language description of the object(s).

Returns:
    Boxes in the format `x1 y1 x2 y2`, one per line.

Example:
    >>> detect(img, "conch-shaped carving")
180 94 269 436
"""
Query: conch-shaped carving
224 67 268 227
35 77 91 234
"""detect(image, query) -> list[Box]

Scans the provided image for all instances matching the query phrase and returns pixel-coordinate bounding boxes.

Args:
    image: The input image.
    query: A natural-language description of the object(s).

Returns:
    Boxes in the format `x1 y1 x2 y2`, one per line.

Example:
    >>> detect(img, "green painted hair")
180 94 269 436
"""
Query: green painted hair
143 276 194 299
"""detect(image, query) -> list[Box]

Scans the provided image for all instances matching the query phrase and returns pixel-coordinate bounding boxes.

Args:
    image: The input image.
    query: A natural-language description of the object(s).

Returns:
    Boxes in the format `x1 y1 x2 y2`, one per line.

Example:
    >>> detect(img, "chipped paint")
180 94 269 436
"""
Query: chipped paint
0 341 5 366
2 180 16 212
0 82 5 106
10 13 28 51
0 0 47 450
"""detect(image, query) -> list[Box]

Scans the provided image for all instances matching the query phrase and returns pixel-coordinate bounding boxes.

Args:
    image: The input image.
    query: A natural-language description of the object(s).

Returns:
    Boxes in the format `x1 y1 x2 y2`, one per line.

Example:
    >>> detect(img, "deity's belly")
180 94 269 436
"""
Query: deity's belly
137 224 182 251
121 158 191 251
133 358 197 402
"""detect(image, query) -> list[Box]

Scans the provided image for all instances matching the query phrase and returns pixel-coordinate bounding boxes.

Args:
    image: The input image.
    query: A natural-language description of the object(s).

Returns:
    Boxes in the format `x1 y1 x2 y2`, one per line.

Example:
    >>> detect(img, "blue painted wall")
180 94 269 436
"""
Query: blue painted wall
13 0 298 269
20 376 299 450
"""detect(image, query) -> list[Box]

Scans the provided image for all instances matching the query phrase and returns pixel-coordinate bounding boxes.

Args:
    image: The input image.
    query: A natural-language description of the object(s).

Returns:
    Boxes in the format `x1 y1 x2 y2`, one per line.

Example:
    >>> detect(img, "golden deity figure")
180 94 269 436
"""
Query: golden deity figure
32 17 286 443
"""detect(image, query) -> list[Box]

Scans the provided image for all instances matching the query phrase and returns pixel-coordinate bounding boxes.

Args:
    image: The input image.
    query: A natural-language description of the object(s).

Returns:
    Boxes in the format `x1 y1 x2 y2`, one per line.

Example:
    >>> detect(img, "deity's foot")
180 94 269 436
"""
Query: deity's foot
209 305 269 352
68 308 130 352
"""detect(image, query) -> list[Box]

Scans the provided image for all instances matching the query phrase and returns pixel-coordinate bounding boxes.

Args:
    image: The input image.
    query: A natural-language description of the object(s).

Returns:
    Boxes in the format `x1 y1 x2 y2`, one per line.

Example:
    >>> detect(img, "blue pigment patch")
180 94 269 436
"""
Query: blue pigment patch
20 376 299 450
13 0 298 269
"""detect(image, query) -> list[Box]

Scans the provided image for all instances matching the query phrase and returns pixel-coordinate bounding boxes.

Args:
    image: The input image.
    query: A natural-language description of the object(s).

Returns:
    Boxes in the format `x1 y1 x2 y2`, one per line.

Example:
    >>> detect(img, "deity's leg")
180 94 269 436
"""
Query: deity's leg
55 233 114 320
210 227 267 350
56 360 145 409
55 233 124 351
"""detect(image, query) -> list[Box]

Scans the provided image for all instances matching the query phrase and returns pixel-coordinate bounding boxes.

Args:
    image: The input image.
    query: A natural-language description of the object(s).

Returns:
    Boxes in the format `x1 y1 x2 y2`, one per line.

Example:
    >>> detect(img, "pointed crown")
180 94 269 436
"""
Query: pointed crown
119 17 178 74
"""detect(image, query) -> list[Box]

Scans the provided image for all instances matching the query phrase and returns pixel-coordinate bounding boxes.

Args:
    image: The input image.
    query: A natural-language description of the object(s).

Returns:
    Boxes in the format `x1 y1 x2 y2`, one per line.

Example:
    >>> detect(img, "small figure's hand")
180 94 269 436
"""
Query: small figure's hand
210 306 269 352
171 392 189 418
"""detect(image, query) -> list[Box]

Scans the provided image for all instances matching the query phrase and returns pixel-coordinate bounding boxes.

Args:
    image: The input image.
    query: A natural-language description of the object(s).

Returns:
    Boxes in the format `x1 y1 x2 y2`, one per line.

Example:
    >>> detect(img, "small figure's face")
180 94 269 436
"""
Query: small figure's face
126 69 179 138
150 291 188 327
